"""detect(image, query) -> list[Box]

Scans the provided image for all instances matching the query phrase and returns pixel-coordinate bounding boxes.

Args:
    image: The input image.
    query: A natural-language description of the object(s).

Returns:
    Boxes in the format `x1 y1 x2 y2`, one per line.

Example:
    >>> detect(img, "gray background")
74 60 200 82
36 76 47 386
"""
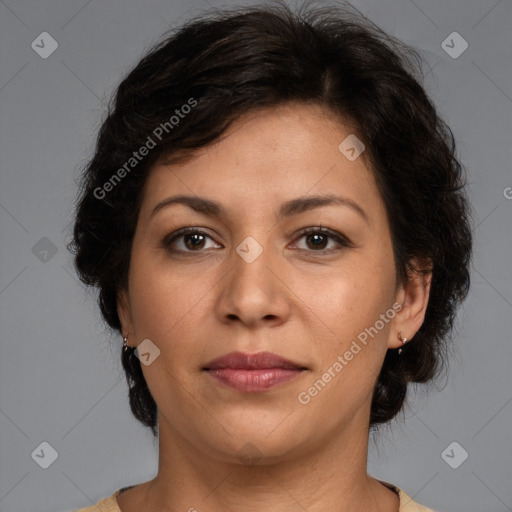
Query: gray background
0 0 511 511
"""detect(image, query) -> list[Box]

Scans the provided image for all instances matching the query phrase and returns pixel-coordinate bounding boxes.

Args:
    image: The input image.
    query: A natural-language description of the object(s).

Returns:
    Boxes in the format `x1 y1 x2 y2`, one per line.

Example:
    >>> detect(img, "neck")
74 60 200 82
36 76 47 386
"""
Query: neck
138 413 399 512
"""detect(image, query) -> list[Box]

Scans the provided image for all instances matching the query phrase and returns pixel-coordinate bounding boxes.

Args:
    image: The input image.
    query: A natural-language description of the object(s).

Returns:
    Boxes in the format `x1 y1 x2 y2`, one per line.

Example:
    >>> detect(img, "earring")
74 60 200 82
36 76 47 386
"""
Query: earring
397 332 407 355
123 334 129 352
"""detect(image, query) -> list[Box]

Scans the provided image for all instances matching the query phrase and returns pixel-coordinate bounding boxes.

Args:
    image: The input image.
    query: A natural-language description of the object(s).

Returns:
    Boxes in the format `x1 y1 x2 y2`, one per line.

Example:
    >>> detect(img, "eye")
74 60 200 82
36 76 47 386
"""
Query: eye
162 227 220 253
291 227 352 253
162 226 352 254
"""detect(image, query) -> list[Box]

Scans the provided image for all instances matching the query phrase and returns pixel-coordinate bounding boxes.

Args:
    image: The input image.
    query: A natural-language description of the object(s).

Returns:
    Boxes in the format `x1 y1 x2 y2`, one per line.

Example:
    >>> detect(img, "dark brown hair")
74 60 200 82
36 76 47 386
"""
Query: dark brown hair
68 2 473 438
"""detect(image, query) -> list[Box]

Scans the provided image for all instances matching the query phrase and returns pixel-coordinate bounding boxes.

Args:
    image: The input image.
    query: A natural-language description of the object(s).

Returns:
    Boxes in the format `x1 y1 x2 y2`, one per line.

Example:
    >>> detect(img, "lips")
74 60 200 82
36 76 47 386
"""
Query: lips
203 351 306 371
203 351 308 392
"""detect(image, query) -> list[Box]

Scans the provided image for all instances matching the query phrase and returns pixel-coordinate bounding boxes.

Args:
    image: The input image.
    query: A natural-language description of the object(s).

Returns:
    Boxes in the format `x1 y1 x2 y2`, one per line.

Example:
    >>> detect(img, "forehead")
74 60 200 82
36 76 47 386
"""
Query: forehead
140 103 384 226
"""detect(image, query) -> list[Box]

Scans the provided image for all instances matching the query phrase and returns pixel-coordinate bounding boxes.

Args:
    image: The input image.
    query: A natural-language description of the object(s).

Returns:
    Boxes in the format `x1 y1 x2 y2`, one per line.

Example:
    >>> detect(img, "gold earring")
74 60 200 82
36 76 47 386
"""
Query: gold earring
123 334 129 352
397 332 408 355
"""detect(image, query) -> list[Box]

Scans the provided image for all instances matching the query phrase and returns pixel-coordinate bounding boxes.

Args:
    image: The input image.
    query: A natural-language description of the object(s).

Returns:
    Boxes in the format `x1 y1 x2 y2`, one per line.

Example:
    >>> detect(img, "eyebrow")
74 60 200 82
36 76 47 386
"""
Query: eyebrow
149 193 369 224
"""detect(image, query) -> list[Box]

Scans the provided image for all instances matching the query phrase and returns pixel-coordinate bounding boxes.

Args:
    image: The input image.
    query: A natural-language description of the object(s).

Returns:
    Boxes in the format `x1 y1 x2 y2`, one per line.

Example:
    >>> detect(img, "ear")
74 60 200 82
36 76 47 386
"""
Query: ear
389 257 433 349
117 287 135 341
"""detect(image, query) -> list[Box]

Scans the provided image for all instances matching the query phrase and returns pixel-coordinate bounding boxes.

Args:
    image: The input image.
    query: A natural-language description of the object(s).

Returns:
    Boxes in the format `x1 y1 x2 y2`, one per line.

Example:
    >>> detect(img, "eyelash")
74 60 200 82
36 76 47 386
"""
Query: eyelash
161 226 352 255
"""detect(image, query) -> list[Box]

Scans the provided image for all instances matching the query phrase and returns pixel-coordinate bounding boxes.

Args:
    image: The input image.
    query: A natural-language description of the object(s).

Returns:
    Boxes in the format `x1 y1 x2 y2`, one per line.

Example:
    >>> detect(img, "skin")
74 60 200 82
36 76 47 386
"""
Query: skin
116 102 432 512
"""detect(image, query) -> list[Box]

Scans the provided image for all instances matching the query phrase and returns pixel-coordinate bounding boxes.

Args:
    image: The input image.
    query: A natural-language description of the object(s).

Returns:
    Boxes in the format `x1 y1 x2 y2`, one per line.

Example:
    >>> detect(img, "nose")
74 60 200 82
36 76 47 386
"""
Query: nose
215 235 292 328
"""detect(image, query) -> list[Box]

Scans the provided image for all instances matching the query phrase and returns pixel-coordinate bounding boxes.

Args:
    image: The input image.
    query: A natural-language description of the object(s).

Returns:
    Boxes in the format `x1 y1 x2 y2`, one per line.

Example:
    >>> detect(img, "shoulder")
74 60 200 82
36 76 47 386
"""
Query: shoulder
397 487 439 512
74 483 440 512
73 489 122 512
377 479 438 512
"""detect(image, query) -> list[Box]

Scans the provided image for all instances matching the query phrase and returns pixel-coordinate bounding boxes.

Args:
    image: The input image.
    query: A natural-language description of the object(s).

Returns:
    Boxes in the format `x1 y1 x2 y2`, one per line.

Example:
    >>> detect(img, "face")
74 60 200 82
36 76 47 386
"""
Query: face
117 102 421 464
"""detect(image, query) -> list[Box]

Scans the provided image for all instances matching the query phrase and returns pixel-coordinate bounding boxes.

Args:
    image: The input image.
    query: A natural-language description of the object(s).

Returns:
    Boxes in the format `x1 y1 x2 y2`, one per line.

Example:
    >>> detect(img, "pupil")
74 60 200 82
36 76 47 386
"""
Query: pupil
186 234 204 249
309 233 326 249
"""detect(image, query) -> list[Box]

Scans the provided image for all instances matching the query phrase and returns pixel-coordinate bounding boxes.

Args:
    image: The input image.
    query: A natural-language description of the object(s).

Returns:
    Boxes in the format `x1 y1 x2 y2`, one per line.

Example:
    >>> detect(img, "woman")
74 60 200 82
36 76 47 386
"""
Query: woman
70 2 473 511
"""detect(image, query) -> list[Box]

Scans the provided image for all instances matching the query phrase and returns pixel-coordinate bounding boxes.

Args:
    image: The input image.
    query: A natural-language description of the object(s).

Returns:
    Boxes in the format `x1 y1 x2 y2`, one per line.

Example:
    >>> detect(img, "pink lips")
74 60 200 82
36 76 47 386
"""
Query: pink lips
203 351 307 392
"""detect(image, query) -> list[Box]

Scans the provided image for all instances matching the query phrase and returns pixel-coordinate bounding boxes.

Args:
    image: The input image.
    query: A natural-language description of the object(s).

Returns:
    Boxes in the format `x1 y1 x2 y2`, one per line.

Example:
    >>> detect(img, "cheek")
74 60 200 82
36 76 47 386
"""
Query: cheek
304 260 395 367
306 264 386 325
128 255 216 371
128 249 193 336
128 266 200 399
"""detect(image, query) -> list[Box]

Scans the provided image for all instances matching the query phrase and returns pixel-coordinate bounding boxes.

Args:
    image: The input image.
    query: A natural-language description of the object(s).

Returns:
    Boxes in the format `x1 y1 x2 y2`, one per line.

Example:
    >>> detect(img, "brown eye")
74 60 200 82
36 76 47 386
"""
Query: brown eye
162 228 220 253
162 226 351 255
183 232 207 250
305 232 329 250
292 227 351 253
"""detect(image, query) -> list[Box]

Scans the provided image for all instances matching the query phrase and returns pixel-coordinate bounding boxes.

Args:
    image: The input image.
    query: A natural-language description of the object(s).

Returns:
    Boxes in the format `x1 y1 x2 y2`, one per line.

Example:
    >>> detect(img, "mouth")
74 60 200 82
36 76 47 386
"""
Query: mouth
203 351 308 392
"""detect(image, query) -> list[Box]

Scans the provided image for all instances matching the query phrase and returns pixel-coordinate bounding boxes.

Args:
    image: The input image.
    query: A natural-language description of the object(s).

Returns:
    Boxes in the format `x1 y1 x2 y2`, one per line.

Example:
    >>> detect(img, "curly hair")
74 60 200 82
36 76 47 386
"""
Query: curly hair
68 1 473 438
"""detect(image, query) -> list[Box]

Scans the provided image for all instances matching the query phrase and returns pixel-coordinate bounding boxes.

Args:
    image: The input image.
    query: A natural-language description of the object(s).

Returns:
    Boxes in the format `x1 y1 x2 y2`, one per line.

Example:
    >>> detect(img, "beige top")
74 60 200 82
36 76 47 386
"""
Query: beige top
73 480 438 511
